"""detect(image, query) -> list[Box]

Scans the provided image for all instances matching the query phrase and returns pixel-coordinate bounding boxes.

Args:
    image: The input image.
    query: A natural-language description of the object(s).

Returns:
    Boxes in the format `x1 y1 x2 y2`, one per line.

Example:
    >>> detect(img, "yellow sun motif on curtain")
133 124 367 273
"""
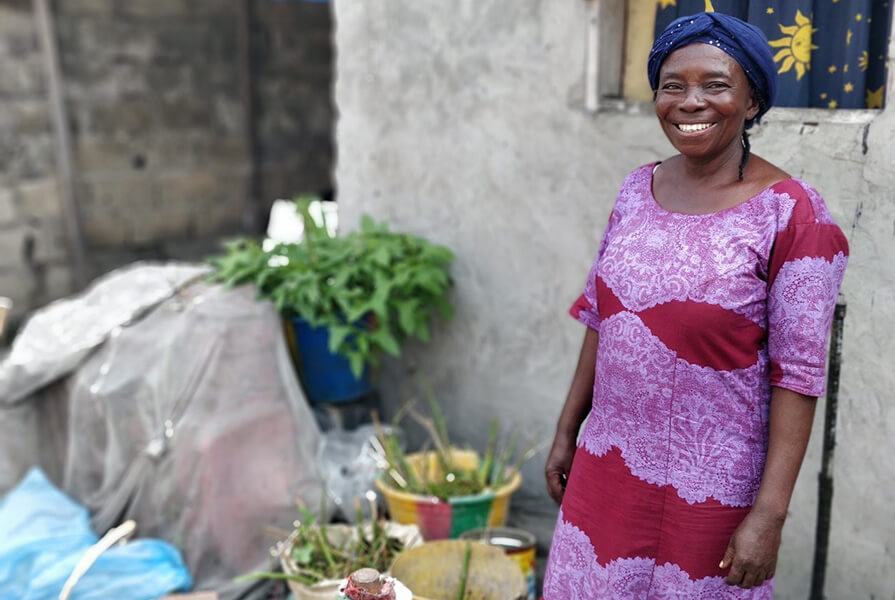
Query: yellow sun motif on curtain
769 10 819 80
657 0 677 8
859 51 869 71
866 86 884 108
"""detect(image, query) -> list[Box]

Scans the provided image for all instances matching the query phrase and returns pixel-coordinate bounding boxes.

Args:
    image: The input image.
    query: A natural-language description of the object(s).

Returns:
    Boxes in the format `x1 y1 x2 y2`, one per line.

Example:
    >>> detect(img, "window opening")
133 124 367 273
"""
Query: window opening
615 0 892 109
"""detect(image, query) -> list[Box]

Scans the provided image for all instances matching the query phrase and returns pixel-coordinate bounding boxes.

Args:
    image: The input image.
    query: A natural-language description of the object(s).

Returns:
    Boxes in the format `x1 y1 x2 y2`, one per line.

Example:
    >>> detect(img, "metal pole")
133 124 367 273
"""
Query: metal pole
585 0 600 112
33 0 88 289
809 300 847 600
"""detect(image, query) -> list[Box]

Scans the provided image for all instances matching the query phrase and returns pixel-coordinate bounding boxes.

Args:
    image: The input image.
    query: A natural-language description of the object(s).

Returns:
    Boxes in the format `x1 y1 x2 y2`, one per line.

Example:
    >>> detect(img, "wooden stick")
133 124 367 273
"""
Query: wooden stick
32 0 88 288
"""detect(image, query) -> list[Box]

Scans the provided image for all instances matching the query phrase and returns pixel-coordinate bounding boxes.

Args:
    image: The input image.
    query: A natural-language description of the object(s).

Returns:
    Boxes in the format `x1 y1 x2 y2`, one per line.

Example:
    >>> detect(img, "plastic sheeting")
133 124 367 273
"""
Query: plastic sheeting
0 467 192 600
0 263 326 600
317 425 401 523
0 263 209 405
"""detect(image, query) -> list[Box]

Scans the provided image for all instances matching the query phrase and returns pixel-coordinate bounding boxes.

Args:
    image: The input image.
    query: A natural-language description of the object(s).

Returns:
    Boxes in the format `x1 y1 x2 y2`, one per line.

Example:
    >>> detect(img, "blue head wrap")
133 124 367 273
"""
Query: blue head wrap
647 12 777 128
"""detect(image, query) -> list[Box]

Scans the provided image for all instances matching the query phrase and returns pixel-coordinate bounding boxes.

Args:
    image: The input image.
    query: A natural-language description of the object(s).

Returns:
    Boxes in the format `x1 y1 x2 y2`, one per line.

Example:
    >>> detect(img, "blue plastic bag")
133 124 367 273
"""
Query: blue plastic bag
0 468 192 600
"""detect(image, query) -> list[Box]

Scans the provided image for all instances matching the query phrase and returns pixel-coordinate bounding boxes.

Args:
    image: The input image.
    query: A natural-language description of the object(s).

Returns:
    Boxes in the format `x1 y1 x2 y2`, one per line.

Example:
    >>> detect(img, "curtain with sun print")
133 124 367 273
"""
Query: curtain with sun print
654 0 893 109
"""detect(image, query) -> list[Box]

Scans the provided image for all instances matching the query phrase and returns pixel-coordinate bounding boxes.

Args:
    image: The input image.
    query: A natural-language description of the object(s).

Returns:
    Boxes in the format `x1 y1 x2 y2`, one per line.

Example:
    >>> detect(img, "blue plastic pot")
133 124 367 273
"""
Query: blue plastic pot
288 317 372 404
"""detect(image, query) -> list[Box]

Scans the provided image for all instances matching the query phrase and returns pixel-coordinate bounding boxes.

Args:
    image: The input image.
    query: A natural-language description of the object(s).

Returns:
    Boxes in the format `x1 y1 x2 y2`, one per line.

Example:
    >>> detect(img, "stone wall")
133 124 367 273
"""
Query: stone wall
0 0 334 334
334 2 895 598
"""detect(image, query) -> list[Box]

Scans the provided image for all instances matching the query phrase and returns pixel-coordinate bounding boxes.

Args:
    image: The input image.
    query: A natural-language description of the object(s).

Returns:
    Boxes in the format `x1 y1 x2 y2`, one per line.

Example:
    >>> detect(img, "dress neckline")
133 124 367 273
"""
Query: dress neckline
647 161 796 217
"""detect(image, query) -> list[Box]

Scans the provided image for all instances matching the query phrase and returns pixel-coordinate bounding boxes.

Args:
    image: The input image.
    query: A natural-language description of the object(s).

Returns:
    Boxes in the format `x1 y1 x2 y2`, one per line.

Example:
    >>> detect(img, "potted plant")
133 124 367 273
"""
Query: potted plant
238 504 422 600
207 197 453 403
373 383 542 540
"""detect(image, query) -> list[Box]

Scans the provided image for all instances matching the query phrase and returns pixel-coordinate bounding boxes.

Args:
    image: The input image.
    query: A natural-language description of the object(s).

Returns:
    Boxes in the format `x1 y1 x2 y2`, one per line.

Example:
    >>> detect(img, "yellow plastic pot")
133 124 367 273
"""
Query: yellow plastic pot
374 449 522 540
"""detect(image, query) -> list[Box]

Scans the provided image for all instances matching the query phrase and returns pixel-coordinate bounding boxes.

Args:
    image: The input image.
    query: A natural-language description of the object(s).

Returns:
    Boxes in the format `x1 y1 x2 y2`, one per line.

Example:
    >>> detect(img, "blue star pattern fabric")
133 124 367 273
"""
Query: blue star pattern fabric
654 1 893 109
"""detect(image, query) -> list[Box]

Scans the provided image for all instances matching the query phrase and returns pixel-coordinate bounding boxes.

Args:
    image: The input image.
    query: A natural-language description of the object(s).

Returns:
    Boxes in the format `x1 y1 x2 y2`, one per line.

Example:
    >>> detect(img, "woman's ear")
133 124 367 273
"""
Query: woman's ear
746 91 760 120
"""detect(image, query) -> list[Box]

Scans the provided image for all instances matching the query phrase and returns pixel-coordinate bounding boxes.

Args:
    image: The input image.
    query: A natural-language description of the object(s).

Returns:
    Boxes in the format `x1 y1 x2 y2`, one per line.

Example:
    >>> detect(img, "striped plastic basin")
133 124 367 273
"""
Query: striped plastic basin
375 449 522 540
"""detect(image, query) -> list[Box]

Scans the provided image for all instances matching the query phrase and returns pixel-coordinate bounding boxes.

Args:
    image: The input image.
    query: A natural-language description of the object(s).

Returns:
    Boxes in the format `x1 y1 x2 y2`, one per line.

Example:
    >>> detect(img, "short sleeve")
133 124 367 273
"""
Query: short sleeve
767 194 849 397
569 209 617 330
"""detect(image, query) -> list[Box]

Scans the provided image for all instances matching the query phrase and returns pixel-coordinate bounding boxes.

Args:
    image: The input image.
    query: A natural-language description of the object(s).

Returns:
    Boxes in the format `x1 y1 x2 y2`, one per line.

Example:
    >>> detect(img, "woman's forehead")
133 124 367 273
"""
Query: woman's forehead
659 43 744 79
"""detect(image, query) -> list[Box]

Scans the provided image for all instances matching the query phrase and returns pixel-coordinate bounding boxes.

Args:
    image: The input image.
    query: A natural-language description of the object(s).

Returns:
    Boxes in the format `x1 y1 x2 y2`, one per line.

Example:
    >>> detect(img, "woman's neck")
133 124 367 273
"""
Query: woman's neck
679 139 745 186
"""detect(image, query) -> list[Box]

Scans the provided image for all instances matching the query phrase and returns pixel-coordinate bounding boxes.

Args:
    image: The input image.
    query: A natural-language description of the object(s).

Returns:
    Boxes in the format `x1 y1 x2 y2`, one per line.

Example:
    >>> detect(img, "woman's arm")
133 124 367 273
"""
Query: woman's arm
721 386 818 588
544 326 599 505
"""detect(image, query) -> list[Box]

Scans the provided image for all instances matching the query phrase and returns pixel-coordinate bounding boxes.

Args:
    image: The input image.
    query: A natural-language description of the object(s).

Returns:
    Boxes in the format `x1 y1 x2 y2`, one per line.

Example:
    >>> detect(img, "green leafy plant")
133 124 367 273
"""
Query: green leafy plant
237 504 406 585
207 196 454 377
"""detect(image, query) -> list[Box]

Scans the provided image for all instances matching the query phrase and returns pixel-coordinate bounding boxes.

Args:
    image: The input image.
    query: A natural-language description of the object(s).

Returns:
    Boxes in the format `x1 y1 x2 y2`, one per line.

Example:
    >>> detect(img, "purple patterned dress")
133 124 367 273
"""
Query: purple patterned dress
542 164 848 599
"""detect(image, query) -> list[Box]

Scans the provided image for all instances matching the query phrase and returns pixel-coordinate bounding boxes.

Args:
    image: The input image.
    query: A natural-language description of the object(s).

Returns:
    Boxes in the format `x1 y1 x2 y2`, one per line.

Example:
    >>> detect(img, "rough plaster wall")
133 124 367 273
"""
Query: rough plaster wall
334 1 894 597
747 115 894 600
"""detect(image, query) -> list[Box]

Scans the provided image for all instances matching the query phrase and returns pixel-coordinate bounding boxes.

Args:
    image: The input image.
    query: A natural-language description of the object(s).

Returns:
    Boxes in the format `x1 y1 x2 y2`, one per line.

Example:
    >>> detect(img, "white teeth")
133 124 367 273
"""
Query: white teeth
677 123 713 132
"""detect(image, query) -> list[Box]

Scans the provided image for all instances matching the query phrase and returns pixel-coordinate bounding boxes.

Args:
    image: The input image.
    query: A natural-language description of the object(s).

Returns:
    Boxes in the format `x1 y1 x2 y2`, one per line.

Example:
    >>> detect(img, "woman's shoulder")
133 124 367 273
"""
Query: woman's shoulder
614 162 658 201
787 179 839 226
619 162 659 187
767 177 838 227
750 156 838 227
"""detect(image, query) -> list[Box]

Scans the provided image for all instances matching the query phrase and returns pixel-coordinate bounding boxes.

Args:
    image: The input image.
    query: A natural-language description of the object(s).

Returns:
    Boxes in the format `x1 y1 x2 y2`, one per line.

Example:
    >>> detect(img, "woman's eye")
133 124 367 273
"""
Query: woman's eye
706 82 730 90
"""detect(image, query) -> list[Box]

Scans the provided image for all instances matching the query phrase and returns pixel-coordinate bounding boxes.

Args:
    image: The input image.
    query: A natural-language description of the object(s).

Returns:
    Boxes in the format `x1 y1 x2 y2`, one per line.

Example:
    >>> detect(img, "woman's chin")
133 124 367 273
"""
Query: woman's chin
668 143 716 159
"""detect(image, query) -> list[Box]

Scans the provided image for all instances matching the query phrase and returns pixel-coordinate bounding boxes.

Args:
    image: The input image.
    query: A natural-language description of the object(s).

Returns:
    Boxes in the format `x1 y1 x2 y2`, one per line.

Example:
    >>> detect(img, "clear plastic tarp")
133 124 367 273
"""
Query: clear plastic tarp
0 263 325 599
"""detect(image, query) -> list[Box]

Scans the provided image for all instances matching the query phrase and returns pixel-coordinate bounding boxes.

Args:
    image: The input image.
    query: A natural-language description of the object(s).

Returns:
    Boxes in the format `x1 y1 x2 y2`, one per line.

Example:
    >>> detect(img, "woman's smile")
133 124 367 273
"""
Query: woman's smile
675 122 717 134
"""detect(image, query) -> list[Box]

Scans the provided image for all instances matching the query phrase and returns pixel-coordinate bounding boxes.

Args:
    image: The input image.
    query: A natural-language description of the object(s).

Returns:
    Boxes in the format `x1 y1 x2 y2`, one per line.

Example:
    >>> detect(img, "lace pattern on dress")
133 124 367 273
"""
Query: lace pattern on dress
795 179 836 225
598 166 796 325
581 312 769 507
543 510 774 600
579 258 602 329
768 252 848 395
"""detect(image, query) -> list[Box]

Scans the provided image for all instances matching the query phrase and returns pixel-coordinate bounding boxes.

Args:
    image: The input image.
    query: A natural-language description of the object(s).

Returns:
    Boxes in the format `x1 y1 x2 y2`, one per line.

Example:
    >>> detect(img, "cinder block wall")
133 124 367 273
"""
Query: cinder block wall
0 0 334 332
57 0 249 269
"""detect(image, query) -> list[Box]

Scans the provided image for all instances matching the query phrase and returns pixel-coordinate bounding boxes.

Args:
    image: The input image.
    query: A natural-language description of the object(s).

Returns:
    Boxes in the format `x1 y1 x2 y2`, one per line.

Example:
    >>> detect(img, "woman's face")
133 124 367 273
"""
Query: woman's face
654 43 759 160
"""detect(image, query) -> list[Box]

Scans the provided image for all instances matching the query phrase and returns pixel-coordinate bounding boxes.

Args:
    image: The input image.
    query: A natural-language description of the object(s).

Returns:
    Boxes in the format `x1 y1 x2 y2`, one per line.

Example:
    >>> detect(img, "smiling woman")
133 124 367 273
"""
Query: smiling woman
542 11 849 600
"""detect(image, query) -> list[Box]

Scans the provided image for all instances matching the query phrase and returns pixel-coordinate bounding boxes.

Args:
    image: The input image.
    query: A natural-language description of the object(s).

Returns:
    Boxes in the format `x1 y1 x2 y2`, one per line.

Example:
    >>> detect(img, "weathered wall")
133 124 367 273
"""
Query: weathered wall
0 0 334 333
0 1 68 325
253 0 335 203
334 1 894 598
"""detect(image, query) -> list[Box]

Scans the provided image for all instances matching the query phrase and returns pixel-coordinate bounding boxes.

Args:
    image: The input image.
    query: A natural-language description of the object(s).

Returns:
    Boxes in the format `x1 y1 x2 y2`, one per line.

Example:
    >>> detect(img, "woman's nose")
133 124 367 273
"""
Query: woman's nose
680 87 706 110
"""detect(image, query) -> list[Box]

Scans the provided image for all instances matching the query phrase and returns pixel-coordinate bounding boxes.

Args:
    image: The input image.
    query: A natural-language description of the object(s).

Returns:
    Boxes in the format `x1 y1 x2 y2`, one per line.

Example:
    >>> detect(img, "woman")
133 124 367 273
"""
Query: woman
542 12 848 600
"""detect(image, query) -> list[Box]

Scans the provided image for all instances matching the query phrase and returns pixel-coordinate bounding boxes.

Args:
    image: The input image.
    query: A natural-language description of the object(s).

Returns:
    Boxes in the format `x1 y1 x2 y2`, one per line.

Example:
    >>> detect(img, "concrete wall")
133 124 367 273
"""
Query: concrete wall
334 2 894 598
0 0 334 333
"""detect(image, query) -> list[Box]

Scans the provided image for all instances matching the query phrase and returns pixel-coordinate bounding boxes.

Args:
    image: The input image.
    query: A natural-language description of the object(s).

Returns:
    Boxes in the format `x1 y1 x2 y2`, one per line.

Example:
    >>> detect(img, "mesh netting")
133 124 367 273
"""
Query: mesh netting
0 263 325 599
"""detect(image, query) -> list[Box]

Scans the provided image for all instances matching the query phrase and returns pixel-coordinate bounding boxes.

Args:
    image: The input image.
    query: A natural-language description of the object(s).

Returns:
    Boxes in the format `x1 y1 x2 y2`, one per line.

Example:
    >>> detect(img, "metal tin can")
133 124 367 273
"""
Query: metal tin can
459 527 536 600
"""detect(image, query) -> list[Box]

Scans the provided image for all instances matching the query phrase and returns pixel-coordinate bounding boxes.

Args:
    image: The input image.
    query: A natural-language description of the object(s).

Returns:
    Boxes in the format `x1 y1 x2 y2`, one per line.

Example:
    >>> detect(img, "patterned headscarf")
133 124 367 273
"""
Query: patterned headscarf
647 12 777 128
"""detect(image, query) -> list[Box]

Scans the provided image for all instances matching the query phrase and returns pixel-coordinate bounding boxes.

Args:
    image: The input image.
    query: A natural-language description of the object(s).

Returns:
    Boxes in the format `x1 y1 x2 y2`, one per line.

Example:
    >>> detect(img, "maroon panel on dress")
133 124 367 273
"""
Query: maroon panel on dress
562 446 751 581
638 299 765 371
